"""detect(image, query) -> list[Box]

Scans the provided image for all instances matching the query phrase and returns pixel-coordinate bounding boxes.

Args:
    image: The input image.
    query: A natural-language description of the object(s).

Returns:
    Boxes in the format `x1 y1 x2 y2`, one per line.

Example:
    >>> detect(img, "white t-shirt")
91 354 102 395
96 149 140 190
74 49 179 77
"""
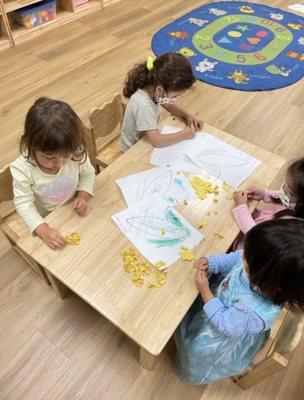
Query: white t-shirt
120 89 160 152
10 154 95 233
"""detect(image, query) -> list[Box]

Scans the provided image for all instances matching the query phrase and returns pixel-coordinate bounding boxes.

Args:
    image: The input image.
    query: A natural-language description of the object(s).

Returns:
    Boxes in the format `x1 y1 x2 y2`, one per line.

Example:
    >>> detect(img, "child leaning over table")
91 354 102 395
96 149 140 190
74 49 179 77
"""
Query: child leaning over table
232 158 304 249
174 219 304 384
10 97 95 250
121 52 203 152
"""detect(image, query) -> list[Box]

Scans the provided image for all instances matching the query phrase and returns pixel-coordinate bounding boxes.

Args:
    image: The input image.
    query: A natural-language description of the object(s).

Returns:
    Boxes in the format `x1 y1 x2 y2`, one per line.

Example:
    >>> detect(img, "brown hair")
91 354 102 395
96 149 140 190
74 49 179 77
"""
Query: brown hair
123 52 196 98
272 158 304 219
244 219 304 312
20 97 88 163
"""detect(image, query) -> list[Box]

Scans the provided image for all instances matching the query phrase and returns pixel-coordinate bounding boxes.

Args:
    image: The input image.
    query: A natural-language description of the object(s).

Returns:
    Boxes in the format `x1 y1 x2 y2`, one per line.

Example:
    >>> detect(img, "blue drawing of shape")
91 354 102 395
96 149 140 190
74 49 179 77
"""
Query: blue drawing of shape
174 177 185 189
218 36 232 44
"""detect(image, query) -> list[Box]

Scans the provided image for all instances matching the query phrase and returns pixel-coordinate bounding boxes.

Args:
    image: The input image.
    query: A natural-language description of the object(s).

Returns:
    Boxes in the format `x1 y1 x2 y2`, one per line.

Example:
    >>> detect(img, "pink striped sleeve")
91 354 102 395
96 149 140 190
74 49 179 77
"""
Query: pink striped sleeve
231 204 256 234
263 189 281 203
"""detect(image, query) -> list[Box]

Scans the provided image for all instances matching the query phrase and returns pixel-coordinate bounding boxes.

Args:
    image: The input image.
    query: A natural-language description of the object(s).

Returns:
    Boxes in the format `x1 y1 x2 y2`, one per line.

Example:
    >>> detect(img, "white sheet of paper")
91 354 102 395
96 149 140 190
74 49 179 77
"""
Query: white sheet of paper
288 4 304 13
186 134 261 188
150 125 207 173
116 165 196 207
112 197 203 269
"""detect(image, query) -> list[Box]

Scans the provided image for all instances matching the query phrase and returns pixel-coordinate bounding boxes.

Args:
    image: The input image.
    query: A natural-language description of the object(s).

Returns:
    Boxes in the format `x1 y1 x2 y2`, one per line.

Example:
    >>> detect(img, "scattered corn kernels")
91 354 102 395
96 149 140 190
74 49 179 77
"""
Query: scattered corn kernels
190 176 218 200
213 231 225 239
179 246 195 261
197 220 208 229
155 260 167 270
222 182 230 192
122 248 167 288
65 232 81 245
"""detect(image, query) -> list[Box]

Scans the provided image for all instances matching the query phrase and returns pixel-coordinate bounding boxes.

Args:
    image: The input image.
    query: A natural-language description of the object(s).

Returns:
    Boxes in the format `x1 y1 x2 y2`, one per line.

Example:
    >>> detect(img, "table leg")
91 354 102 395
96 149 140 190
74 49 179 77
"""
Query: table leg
14 245 50 285
45 270 69 299
139 347 156 370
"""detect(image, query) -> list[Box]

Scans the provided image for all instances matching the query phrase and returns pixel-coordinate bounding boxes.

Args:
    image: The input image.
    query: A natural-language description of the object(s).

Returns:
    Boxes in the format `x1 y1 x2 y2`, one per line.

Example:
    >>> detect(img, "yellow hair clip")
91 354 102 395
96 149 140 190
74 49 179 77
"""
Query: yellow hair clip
146 56 154 71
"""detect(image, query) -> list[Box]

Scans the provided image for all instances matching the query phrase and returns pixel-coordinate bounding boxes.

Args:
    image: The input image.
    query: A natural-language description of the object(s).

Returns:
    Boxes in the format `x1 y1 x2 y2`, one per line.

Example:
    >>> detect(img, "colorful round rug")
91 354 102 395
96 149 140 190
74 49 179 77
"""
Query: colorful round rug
151 1 304 90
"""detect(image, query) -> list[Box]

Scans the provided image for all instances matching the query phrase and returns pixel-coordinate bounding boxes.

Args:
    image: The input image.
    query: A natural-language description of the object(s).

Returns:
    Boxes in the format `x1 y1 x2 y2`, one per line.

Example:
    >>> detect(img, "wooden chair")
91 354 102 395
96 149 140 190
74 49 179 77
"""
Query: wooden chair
0 165 50 285
88 93 125 171
233 309 304 390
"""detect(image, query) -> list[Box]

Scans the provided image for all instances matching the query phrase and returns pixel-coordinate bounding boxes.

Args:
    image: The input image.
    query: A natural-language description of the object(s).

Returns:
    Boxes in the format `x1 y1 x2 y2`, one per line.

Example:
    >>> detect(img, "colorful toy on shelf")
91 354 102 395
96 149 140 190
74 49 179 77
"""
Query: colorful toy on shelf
13 0 57 29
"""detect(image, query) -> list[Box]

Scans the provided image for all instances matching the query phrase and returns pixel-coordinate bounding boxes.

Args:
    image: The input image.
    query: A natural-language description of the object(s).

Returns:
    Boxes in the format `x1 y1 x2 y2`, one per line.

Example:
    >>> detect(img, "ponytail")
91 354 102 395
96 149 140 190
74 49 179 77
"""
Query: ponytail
123 63 155 98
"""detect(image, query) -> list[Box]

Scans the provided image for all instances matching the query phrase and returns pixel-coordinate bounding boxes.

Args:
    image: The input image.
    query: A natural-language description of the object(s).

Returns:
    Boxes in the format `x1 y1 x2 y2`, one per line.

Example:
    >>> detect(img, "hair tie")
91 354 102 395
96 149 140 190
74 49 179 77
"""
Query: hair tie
146 56 154 71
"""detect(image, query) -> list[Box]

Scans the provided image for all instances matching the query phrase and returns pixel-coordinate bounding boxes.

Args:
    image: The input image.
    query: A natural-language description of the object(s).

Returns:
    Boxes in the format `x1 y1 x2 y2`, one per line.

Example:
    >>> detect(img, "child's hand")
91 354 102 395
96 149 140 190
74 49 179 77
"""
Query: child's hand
246 186 265 201
194 257 209 272
35 223 66 250
195 269 210 293
183 124 196 140
187 115 204 131
233 190 248 206
73 196 88 217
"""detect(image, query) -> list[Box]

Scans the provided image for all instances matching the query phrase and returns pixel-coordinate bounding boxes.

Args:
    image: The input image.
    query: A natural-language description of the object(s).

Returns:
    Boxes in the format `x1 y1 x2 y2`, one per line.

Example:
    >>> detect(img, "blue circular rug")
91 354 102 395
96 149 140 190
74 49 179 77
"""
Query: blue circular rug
151 1 304 91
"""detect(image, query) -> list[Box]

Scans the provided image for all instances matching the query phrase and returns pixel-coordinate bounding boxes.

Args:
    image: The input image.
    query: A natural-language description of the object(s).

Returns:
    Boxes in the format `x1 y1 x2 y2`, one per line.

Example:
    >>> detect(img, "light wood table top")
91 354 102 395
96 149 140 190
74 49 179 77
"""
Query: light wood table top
17 119 286 356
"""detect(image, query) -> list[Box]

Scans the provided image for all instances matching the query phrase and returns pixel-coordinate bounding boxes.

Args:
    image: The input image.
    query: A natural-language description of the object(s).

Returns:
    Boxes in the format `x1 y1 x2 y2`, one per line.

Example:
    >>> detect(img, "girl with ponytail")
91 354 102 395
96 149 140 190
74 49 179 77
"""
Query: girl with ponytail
121 52 203 152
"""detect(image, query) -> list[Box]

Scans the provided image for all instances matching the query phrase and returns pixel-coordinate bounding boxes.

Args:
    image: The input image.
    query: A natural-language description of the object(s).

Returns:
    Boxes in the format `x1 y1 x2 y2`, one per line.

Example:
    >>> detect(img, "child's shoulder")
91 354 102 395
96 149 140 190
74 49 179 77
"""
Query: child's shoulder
129 89 154 107
11 154 31 169
10 155 34 177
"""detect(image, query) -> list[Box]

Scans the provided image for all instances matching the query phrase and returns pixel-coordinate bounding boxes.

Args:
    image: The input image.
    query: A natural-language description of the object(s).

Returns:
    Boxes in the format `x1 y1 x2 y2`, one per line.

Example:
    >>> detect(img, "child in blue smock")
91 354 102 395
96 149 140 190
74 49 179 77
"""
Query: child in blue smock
174 219 304 384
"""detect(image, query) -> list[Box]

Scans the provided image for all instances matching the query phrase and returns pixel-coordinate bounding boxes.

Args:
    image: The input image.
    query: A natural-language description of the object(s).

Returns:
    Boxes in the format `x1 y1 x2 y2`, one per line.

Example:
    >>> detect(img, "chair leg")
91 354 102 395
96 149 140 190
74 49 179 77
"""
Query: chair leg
44 270 69 299
14 246 50 285
232 352 288 390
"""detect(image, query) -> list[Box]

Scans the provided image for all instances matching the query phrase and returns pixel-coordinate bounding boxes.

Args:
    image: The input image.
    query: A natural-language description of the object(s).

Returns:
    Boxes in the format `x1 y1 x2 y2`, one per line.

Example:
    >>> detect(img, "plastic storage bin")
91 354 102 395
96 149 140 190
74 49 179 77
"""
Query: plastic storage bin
13 0 57 29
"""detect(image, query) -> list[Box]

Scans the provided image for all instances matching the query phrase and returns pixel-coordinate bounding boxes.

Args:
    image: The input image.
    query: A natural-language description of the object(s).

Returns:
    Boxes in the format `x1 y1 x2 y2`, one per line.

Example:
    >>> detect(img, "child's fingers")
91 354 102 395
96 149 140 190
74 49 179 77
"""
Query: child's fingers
73 200 80 209
54 234 66 246
48 242 57 250
51 241 61 249
78 209 86 217
198 264 208 272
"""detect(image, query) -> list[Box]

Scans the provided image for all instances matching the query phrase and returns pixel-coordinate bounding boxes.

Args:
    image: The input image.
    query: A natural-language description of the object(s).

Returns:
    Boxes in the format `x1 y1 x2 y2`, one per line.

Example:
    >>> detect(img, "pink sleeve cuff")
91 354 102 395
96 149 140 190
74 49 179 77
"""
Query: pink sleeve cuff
263 189 280 203
231 204 256 235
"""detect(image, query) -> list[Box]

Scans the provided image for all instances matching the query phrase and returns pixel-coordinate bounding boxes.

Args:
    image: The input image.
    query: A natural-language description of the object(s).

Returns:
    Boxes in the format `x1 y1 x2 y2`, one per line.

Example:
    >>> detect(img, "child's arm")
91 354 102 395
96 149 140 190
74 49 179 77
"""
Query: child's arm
231 204 256 234
206 249 243 275
263 189 281 203
73 155 95 216
204 297 265 336
146 125 195 147
161 103 204 131
232 190 256 234
247 187 281 204
10 163 48 234
195 270 265 337
10 163 66 249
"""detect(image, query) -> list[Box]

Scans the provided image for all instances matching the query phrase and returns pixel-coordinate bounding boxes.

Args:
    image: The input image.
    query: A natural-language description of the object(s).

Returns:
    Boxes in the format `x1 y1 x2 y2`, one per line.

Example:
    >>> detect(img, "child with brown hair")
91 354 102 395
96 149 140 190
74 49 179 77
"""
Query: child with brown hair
232 158 304 248
121 52 203 152
10 97 95 250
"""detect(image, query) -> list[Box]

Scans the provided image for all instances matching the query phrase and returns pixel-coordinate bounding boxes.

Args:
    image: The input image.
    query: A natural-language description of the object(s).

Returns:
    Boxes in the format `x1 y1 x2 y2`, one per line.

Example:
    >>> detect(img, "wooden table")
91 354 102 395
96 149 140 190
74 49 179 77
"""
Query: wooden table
17 120 286 369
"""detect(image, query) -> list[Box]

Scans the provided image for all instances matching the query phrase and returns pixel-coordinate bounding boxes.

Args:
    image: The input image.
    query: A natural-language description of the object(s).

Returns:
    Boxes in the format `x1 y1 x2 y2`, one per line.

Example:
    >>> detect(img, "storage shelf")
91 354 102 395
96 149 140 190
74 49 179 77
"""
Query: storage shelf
4 0 42 13
10 0 101 44
0 0 119 51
